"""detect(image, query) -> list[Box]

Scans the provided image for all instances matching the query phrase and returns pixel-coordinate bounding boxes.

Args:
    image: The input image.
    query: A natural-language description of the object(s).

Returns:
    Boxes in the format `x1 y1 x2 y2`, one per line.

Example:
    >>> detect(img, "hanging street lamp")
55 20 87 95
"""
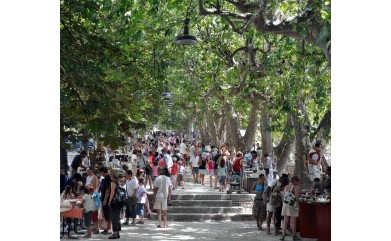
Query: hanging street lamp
175 18 197 45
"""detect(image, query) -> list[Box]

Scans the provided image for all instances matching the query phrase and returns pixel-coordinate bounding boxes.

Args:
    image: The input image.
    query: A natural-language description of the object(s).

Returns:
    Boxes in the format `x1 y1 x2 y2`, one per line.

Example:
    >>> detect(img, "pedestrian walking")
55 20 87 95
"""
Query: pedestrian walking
136 178 147 224
153 167 172 228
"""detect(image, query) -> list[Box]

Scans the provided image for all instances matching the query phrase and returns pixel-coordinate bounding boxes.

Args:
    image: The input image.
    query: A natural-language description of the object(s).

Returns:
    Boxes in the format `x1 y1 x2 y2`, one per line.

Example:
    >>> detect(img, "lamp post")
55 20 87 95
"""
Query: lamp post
161 80 172 102
175 18 197 45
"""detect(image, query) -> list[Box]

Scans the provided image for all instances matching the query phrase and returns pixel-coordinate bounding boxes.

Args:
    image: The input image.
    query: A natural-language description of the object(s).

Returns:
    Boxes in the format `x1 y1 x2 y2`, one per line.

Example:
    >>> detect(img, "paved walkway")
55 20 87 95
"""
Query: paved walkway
62 221 317 241
61 167 317 240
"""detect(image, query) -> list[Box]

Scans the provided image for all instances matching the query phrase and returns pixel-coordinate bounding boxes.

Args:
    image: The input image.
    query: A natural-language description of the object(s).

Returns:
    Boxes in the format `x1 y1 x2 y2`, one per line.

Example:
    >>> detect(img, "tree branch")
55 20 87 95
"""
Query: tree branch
70 87 88 117
60 20 77 43
221 16 244 34
199 0 252 19
231 46 246 59
225 0 264 13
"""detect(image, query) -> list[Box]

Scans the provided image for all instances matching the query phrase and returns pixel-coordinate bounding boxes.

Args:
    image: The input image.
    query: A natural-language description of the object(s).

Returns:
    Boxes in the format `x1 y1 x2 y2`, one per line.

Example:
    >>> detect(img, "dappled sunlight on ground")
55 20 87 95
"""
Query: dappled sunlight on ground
62 221 317 241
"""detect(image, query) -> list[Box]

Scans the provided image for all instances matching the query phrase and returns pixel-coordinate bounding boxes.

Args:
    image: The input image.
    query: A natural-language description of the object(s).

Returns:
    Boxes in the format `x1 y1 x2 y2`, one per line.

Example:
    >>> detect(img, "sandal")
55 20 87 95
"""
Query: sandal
136 221 144 224
280 236 285 241
108 235 117 239
293 236 302 241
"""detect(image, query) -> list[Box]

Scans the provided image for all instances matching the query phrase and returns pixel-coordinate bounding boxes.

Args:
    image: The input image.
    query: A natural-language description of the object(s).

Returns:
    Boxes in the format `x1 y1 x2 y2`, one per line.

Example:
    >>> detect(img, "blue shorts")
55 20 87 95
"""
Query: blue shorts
137 203 145 216
219 176 226 185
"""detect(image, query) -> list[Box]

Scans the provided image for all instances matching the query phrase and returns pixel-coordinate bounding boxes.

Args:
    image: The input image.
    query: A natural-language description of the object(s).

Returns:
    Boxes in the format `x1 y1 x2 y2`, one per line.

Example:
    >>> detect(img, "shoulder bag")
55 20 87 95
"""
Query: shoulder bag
283 184 298 209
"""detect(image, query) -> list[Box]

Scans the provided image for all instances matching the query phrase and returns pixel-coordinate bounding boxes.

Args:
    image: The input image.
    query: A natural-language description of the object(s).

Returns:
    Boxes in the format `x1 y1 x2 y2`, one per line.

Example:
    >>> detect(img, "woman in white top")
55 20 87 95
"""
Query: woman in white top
280 176 301 241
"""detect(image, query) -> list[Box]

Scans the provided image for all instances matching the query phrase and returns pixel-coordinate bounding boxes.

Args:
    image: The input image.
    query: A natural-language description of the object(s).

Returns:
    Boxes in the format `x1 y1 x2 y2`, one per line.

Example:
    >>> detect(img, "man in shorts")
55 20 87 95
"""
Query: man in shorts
153 167 172 228
190 151 200 183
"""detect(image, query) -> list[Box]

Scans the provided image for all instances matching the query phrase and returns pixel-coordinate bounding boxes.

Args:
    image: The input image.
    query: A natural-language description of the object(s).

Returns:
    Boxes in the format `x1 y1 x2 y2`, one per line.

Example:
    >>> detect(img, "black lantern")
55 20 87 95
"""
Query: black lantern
175 18 197 45
161 80 172 101
161 92 172 101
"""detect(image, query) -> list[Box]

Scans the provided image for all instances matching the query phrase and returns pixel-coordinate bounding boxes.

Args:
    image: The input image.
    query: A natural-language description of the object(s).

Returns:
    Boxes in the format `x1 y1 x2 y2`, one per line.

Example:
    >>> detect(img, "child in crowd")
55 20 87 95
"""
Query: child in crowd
136 178 147 224
178 160 186 189
77 186 96 238
207 155 214 188
152 159 159 181
218 158 227 192
171 158 179 190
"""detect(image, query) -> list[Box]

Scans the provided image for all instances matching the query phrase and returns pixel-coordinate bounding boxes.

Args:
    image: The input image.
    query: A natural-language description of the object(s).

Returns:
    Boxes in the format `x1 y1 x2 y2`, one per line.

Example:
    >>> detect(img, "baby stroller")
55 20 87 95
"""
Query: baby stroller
227 160 242 194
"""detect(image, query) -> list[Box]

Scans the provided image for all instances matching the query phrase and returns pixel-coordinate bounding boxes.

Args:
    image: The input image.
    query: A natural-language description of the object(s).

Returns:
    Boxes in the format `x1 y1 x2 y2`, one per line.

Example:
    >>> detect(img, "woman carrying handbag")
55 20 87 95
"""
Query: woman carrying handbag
280 176 301 241
251 174 267 230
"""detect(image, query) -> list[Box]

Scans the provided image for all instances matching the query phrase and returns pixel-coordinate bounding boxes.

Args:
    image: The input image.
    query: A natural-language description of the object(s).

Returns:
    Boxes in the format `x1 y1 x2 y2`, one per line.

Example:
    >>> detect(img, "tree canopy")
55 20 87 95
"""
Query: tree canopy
61 0 331 185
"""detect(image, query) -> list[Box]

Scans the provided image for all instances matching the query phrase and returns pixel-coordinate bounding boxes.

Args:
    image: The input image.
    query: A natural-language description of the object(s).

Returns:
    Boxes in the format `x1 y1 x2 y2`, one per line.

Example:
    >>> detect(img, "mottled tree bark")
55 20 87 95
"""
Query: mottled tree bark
225 102 244 149
260 99 273 156
243 98 261 151
315 110 331 169
274 114 295 176
204 100 218 146
293 100 312 190
216 108 226 146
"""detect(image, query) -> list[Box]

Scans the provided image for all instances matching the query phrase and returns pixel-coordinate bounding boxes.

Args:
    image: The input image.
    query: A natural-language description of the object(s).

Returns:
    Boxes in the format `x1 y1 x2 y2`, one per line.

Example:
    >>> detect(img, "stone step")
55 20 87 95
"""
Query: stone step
168 194 231 201
170 200 232 207
149 213 253 221
165 206 246 214
147 193 255 201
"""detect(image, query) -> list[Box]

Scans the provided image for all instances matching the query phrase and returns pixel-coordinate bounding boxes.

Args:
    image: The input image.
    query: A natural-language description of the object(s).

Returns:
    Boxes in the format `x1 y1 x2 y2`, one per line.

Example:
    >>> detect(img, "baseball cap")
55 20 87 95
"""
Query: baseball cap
86 186 94 192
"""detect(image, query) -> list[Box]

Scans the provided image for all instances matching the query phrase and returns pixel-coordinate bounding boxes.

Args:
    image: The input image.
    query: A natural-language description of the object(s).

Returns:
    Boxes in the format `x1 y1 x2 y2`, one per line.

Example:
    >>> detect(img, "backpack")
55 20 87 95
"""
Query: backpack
271 185 283 208
111 183 127 208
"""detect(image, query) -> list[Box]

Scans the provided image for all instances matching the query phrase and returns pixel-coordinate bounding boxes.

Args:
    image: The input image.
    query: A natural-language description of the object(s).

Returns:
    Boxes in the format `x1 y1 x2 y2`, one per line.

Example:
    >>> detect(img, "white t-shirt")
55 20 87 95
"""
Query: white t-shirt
131 154 138 163
157 145 164 154
190 155 200 168
267 179 278 188
126 178 139 197
164 153 173 168
137 186 147 203
267 172 274 184
179 165 185 174
190 145 196 155
153 175 172 198
266 157 273 169
86 175 94 187
83 193 96 212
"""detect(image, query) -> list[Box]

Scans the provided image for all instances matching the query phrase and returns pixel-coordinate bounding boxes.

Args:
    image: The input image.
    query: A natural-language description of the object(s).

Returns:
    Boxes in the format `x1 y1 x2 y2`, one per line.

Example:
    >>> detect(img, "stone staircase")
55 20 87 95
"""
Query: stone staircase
148 183 255 222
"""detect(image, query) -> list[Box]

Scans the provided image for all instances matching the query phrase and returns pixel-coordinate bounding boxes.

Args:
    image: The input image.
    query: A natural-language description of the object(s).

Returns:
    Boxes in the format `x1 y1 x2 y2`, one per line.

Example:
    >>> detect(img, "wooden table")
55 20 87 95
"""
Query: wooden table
299 202 318 238
298 202 331 241
60 208 84 239
316 203 331 241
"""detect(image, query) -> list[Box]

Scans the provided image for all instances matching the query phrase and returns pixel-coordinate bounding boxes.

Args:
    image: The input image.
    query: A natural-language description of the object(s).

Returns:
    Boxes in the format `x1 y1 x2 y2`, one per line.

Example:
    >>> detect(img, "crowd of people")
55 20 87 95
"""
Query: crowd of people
60 131 331 240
